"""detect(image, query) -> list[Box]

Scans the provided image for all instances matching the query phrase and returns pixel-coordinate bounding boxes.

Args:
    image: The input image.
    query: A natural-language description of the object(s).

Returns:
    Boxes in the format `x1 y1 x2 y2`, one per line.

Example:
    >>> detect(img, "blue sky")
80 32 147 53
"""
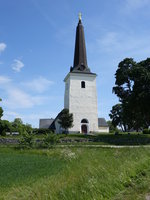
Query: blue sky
0 0 150 127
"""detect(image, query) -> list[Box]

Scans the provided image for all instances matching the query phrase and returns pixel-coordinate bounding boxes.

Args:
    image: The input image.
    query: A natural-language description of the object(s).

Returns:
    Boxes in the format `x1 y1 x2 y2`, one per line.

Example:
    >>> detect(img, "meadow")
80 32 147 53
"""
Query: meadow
0 146 150 200
1 132 150 146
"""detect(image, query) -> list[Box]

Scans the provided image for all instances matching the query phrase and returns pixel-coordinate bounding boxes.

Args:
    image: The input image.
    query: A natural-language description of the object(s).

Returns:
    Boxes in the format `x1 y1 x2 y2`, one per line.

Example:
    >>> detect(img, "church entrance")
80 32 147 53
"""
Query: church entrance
81 124 87 134
81 119 89 134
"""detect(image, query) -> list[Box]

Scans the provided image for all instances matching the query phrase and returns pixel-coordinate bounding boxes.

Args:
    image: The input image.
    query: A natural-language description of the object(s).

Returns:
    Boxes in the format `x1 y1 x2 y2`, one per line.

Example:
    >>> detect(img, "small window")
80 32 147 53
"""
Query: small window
81 81 85 88
81 119 88 123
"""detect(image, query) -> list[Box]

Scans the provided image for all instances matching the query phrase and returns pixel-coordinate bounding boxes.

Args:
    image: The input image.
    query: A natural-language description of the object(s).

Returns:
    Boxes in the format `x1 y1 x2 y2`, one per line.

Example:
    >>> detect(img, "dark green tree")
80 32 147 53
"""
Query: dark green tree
13 118 23 125
24 123 32 134
132 58 150 128
58 109 73 133
109 104 127 132
107 120 118 133
0 120 12 136
0 98 3 120
111 57 150 131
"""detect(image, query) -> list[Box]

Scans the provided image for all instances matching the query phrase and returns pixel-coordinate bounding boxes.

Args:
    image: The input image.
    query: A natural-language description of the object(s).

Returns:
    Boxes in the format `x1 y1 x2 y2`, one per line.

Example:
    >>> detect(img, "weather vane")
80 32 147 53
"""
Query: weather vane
79 12 82 21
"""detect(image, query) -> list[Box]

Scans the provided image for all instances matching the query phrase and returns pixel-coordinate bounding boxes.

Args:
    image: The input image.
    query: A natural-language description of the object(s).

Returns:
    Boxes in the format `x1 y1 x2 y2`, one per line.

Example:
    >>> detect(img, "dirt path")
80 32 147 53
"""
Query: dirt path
56 144 150 148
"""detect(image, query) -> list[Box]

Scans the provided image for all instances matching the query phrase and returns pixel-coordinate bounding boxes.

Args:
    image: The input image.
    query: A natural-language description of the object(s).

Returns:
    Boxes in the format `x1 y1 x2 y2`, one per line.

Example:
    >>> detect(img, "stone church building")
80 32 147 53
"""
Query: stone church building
39 15 109 133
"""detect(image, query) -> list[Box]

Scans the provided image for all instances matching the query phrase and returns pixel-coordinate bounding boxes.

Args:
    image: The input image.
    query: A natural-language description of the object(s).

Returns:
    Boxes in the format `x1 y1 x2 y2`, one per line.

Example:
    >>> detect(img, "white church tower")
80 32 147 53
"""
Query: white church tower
64 14 99 133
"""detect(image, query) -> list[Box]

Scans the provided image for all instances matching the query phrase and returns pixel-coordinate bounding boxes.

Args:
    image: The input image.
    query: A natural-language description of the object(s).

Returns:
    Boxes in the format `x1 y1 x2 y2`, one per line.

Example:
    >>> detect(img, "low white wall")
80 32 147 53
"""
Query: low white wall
97 127 109 133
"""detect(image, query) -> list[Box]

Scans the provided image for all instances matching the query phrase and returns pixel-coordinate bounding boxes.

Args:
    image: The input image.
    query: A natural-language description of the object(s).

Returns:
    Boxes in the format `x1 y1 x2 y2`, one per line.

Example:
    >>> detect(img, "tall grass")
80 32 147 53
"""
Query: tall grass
0 147 150 199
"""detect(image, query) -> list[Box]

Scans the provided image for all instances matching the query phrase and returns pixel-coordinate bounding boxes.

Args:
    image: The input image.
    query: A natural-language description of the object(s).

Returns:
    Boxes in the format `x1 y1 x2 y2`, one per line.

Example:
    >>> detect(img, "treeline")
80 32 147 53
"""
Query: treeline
0 118 33 136
110 58 150 132
0 99 32 135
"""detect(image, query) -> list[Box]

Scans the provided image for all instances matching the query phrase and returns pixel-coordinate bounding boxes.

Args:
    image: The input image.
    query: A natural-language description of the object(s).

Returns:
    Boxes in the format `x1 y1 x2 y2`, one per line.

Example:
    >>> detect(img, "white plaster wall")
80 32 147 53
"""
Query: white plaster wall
98 127 109 133
64 72 98 133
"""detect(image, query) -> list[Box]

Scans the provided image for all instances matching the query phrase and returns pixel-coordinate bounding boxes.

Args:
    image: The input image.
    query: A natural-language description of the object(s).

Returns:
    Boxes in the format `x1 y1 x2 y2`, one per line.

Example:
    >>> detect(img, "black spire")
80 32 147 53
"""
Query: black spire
70 14 91 73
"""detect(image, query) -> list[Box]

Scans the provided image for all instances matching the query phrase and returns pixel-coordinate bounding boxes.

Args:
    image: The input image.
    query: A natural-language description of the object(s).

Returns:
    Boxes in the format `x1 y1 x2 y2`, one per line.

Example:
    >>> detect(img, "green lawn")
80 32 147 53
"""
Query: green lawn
0 147 150 199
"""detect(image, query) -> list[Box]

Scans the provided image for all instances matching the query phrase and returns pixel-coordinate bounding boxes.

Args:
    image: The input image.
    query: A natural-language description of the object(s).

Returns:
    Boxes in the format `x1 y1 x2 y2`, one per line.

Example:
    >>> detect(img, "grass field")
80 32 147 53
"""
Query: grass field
1 132 150 146
0 147 150 200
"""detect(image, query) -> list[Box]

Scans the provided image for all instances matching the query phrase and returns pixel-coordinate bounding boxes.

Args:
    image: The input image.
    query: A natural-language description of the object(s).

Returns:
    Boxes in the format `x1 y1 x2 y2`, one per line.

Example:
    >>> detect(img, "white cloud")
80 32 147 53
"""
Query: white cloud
3 87 48 109
12 59 24 72
4 111 21 119
0 75 11 84
124 0 149 11
22 76 54 93
0 43 7 53
98 32 119 50
0 75 51 109
96 31 150 58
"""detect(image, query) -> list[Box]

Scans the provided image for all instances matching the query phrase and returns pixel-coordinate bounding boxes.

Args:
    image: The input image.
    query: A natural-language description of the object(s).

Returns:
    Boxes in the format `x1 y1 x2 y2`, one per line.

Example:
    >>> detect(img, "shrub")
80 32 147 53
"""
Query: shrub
1 130 6 136
18 132 34 149
143 129 150 134
0 120 12 135
33 128 53 135
42 133 58 148
115 130 120 135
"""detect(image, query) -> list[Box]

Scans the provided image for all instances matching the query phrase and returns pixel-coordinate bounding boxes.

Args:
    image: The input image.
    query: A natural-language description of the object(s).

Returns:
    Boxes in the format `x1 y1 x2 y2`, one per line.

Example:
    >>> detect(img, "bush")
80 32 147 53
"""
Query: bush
33 128 53 135
0 120 12 135
143 129 150 134
18 132 34 149
115 130 120 135
1 130 6 136
42 133 58 148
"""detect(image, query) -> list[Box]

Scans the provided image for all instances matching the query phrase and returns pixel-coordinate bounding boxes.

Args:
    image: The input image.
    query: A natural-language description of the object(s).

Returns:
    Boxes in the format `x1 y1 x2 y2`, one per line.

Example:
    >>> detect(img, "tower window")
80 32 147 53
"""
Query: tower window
81 119 88 123
81 81 85 88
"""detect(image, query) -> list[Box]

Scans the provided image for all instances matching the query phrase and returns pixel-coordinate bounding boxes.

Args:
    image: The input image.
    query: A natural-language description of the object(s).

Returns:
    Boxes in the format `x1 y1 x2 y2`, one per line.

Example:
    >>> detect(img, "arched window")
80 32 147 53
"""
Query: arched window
81 81 85 88
81 119 88 123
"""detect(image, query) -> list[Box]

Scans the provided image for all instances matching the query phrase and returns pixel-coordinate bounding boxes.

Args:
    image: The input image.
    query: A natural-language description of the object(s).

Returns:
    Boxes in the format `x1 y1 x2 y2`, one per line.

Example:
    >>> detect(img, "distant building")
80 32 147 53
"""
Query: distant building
39 14 109 134
98 118 109 133
39 118 54 129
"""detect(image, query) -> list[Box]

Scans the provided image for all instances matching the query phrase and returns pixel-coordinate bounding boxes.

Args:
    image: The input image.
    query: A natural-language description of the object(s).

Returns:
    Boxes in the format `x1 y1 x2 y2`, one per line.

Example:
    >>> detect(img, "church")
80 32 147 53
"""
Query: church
39 14 109 134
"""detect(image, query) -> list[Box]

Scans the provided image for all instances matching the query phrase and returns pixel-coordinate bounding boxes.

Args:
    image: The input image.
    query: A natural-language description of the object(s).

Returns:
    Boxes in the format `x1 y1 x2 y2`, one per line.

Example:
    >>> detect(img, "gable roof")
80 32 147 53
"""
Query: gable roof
49 110 63 130
39 118 54 129
98 118 109 127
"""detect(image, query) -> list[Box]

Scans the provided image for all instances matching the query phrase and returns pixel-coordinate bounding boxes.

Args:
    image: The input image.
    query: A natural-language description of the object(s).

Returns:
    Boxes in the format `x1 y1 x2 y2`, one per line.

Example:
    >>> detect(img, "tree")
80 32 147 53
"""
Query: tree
107 120 118 133
25 123 32 134
132 58 150 128
13 118 23 126
0 98 3 120
58 109 73 133
0 120 12 136
109 104 127 132
111 57 150 131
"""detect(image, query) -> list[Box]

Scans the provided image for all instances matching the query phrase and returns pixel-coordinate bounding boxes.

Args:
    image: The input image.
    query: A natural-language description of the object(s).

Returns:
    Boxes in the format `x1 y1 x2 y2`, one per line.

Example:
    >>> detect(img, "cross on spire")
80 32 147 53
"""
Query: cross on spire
78 12 82 21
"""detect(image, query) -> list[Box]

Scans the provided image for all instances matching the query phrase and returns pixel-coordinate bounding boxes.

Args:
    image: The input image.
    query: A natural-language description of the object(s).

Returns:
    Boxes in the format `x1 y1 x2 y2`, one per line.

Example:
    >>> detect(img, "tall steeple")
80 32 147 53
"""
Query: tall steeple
70 13 91 73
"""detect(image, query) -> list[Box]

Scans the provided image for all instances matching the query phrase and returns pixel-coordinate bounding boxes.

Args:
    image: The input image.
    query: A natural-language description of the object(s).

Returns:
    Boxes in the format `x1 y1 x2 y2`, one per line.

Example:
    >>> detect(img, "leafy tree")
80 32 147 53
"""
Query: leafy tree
13 118 23 126
0 120 12 136
107 120 119 133
12 118 33 134
133 58 150 128
12 118 24 134
58 109 73 133
111 57 150 131
109 104 127 132
0 98 3 120
25 123 32 134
